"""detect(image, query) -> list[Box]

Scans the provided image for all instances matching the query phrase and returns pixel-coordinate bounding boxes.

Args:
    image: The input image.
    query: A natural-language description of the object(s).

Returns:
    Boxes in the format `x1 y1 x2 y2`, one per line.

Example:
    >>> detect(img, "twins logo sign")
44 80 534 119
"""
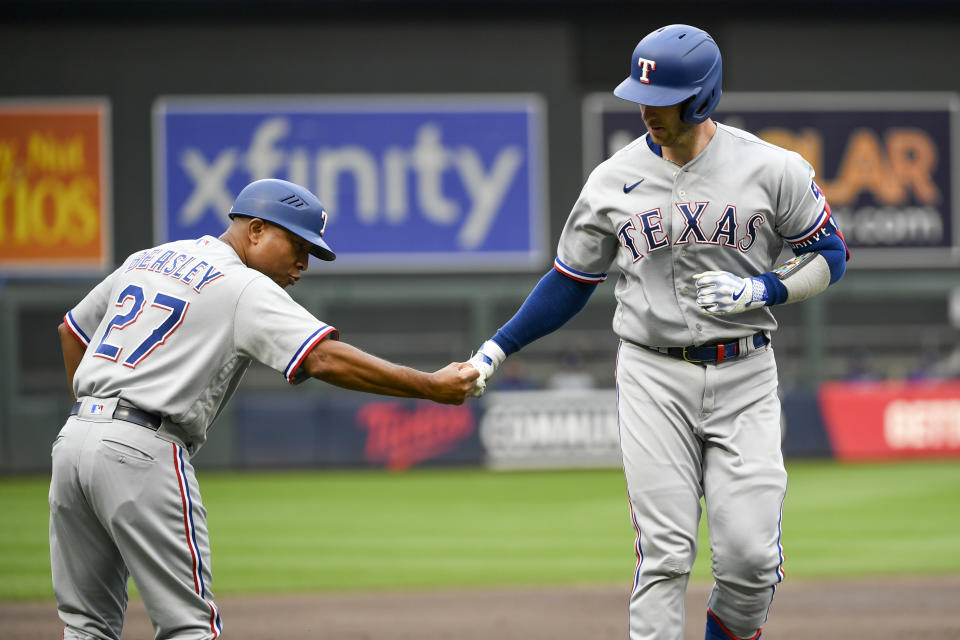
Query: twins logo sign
154 96 547 272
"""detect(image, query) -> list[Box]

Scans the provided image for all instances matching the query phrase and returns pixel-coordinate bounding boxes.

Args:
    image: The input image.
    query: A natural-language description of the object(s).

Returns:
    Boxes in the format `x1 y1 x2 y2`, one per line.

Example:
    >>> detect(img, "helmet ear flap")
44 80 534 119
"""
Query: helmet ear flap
680 84 720 124
680 96 699 124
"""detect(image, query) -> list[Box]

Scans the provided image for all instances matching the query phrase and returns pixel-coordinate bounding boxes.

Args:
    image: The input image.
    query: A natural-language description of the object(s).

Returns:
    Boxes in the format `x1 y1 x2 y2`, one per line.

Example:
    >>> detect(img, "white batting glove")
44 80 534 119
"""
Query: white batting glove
467 339 507 397
693 271 768 315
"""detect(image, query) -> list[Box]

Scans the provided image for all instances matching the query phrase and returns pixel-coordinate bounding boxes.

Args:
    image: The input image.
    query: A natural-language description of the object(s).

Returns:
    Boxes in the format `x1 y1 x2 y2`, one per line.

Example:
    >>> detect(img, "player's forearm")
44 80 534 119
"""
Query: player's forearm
695 235 848 315
756 252 831 306
304 339 448 400
757 240 847 306
58 323 86 400
465 267 597 397
492 267 597 354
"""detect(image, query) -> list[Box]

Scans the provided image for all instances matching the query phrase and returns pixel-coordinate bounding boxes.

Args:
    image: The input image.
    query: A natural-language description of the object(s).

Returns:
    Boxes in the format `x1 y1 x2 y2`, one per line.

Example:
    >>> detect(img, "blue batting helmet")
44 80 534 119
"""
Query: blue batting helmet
229 179 336 261
613 24 722 125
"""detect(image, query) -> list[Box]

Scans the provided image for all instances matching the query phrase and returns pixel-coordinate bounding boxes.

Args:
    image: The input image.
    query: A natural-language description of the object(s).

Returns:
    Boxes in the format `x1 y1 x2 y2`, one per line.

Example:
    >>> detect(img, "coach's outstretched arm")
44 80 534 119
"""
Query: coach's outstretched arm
466 266 599 395
304 338 478 405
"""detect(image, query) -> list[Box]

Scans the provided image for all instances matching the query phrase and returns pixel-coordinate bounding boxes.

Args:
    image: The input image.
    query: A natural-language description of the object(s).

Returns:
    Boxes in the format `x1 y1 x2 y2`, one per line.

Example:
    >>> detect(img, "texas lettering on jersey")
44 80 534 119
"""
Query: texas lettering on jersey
123 241 225 294
617 202 770 261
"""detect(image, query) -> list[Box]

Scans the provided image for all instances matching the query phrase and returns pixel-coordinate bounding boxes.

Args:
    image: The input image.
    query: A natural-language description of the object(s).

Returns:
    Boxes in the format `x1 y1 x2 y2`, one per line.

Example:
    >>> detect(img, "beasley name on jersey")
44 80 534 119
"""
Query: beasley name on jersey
122 239 225 295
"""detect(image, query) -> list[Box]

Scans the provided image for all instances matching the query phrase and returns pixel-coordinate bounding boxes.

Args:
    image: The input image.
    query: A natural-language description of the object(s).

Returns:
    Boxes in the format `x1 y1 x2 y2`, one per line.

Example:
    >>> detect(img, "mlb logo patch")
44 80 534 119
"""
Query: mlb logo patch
90 403 105 415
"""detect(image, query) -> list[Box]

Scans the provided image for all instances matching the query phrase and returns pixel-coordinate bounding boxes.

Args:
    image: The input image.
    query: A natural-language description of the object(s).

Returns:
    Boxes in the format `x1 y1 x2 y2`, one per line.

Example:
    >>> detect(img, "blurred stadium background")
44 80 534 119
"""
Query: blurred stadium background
2 3 960 638
1 0 958 473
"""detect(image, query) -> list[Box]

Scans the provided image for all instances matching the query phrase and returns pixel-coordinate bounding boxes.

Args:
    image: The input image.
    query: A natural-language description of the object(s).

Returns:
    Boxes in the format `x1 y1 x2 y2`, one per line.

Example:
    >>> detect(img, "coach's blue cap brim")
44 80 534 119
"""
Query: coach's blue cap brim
285 223 336 262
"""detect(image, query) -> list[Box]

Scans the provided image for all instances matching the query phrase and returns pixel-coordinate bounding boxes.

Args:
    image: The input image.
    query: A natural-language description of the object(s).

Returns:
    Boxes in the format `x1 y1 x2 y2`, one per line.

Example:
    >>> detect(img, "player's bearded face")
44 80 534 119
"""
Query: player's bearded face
248 221 310 289
640 103 694 147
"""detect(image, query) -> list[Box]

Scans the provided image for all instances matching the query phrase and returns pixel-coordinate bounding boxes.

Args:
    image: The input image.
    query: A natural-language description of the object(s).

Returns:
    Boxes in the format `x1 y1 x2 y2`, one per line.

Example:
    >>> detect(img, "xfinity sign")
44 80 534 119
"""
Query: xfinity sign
154 95 547 271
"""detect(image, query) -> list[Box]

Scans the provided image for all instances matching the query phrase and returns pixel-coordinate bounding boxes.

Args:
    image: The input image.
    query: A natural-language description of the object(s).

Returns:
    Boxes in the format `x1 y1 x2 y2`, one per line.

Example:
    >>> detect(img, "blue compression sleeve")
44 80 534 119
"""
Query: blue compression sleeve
491 268 598 356
800 232 848 284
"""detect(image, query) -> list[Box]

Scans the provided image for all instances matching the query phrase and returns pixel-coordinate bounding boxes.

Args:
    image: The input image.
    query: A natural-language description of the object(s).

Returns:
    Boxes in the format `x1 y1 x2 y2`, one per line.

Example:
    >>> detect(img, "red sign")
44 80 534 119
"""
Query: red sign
0 99 111 272
819 381 960 459
356 401 476 470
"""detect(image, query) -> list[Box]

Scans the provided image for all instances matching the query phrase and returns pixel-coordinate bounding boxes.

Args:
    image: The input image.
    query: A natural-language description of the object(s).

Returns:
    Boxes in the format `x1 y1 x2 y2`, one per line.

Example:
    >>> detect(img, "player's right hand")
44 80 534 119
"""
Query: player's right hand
430 362 480 405
693 270 768 315
466 339 507 397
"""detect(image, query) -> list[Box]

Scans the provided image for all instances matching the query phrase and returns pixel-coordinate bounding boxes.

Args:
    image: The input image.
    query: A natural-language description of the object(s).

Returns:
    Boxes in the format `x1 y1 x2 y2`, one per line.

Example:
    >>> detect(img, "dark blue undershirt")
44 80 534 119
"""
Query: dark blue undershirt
491 268 596 356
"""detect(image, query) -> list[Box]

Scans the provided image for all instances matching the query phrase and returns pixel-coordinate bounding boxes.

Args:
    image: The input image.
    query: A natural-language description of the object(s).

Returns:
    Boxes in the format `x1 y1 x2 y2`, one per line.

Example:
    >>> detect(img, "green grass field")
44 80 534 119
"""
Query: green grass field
2 460 958 601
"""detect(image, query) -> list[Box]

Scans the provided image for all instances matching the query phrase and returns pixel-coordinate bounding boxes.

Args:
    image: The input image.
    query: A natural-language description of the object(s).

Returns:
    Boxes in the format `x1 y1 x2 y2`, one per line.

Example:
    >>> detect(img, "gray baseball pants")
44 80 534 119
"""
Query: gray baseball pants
616 341 786 640
49 397 222 639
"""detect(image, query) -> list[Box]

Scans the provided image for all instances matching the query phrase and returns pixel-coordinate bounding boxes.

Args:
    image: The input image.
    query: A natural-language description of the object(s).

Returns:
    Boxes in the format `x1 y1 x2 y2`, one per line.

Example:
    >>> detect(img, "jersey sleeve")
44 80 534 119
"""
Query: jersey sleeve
63 266 124 347
234 276 339 385
555 172 618 281
773 151 833 248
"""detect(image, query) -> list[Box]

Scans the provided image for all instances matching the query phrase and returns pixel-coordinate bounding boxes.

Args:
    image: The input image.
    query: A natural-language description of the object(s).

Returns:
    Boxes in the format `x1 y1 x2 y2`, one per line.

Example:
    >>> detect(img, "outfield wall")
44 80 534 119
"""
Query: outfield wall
3 382 958 474
230 382 960 471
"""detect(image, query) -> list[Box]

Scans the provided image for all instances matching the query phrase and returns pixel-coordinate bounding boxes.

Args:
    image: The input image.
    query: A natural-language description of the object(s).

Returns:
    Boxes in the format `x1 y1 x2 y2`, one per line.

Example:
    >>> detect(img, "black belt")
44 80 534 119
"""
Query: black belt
640 332 769 364
70 400 162 431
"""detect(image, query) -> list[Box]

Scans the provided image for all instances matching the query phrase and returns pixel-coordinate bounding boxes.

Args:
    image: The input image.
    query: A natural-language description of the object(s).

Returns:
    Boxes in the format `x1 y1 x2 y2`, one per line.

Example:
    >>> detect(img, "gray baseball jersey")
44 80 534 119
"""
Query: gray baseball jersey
556 122 827 348
64 235 338 453
52 235 337 639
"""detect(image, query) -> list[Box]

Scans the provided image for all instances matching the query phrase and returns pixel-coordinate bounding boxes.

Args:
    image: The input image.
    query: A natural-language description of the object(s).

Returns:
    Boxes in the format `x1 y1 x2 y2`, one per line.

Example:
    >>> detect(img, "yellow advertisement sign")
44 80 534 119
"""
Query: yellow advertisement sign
0 100 111 272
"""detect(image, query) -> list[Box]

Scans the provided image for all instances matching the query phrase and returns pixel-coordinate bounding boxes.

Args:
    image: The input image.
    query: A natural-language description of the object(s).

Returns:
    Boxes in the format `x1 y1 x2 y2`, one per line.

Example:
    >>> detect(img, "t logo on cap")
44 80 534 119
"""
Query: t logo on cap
636 57 657 84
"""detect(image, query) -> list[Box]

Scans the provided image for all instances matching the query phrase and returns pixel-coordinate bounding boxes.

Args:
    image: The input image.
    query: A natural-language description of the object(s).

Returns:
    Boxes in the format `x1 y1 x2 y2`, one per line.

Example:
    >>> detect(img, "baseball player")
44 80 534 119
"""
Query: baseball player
50 178 478 640
467 25 849 640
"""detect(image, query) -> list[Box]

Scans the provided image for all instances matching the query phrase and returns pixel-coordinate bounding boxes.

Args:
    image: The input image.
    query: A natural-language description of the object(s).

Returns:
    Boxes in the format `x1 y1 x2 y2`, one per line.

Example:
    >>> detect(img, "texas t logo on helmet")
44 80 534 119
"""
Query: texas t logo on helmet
614 24 722 125
636 57 657 84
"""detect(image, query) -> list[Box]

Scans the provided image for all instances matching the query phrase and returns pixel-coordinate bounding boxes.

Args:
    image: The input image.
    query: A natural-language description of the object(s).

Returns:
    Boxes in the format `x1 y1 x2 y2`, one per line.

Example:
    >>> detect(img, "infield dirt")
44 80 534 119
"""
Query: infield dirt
4 576 959 639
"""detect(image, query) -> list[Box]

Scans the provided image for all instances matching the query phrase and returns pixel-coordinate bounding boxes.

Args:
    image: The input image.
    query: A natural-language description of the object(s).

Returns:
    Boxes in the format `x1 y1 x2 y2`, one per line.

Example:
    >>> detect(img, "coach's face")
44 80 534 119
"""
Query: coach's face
640 103 694 148
246 219 310 288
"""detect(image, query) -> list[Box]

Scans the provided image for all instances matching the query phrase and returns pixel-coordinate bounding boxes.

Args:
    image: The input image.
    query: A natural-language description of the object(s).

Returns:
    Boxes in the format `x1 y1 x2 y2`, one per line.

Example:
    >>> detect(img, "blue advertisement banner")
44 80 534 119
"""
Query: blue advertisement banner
583 92 960 268
154 95 547 271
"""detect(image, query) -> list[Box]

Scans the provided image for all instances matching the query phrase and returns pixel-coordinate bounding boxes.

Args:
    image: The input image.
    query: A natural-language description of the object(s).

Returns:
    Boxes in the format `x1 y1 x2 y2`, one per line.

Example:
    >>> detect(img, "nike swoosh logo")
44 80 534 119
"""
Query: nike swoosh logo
623 179 644 193
732 284 746 301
